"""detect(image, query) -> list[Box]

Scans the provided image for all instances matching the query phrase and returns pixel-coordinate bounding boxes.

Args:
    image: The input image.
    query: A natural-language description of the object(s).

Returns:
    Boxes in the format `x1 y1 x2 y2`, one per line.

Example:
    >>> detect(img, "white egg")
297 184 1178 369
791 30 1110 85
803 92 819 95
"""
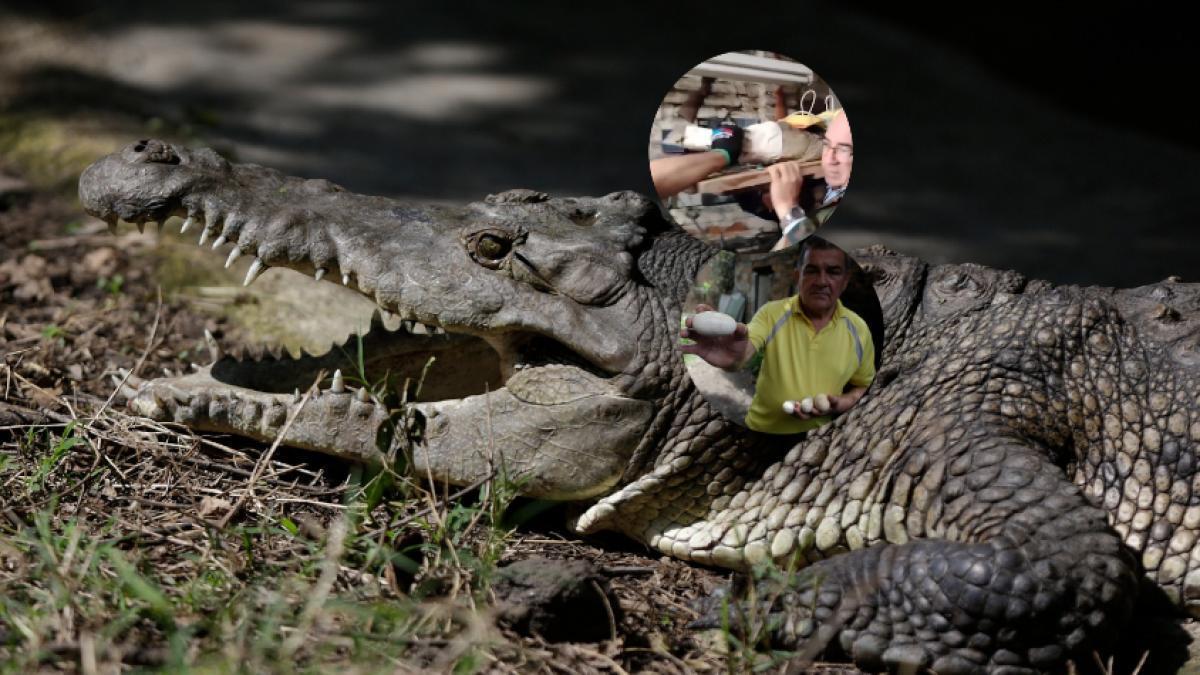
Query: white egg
799 397 814 414
813 393 832 414
690 311 737 337
782 400 795 415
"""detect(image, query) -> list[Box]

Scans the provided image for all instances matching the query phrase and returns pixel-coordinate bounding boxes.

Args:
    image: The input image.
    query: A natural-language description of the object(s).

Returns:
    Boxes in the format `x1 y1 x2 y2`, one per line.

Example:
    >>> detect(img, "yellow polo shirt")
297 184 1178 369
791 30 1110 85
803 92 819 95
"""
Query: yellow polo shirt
744 298 875 434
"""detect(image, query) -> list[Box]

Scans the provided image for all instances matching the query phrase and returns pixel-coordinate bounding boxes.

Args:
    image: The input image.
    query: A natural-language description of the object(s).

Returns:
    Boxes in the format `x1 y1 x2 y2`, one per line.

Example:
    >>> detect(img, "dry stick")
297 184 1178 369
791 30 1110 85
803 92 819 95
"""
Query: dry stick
89 287 163 428
0 400 60 426
600 566 657 576
590 579 619 643
79 632 98 675
215 375 321 529
1131 649 1150 675
623 647 695 674
387 470 497 531
568 645 632 675
280 515 348 656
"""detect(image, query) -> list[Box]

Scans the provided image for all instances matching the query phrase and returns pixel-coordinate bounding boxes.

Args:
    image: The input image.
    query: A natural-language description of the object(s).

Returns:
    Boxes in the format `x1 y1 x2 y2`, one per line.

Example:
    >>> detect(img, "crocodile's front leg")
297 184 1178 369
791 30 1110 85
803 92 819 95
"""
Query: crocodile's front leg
696 436 1139 673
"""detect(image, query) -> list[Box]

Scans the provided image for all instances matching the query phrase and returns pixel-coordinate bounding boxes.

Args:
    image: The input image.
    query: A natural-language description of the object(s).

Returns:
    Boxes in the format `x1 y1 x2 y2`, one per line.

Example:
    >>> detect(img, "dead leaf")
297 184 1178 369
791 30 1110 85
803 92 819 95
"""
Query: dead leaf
82 247 118 276
198 496 232 517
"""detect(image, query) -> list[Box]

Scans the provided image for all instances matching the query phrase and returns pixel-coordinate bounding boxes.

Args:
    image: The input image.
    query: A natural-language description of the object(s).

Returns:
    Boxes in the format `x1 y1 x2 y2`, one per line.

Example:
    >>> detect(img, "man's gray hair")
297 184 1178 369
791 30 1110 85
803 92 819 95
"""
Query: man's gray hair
798 235 847 268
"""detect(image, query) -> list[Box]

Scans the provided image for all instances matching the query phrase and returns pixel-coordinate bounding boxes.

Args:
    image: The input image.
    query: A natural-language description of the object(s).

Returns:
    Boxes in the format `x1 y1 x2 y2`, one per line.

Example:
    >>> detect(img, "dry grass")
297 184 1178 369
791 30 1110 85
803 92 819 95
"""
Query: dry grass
0 363 733 673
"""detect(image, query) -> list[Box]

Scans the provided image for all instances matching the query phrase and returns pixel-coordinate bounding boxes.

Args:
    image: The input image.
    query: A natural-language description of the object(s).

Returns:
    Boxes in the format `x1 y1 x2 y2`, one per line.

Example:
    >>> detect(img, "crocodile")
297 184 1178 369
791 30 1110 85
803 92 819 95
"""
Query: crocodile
78 139 1200 673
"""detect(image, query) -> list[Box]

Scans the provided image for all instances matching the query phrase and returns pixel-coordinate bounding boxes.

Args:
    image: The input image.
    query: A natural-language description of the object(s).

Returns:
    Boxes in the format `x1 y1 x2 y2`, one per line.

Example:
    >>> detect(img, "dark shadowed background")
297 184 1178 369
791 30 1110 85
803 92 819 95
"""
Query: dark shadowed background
3 2 1197 287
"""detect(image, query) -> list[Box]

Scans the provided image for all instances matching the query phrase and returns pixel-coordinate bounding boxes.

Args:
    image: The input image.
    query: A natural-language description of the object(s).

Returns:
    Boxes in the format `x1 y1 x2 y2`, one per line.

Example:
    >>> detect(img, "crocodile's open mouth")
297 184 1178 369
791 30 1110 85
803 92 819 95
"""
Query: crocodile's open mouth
96 195 652 499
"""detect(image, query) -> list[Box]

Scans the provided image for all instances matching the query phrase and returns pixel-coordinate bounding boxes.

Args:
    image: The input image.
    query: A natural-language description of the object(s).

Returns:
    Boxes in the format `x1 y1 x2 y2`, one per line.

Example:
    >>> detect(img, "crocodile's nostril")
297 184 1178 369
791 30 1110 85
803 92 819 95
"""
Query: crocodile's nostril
134 140 148 152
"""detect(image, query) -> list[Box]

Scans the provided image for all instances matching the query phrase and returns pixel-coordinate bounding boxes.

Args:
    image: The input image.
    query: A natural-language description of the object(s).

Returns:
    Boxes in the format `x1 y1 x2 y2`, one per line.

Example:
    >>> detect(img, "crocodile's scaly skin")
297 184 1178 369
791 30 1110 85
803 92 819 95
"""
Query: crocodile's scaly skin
79 140 1200 673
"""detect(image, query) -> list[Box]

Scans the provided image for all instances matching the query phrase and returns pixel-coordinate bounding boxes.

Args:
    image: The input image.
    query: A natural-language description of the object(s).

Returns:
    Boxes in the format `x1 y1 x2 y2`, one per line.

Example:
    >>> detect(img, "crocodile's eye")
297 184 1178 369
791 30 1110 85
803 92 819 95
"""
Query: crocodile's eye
463 228 520 269
477 234 509 260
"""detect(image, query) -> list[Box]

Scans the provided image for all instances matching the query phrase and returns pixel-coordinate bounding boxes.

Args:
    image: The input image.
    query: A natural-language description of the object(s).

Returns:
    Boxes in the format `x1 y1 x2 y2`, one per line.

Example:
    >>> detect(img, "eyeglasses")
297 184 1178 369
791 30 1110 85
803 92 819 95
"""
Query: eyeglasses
820 138 853 160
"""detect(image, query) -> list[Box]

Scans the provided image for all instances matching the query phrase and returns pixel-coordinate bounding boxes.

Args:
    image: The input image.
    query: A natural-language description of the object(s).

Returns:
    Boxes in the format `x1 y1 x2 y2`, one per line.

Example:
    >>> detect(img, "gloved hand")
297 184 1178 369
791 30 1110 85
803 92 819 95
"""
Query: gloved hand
710 125 744 167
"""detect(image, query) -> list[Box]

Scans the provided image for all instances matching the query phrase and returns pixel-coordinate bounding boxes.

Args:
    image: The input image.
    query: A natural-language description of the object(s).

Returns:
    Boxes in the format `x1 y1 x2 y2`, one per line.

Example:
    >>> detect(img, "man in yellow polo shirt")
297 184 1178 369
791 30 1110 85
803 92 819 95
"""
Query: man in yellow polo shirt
682 237 874 435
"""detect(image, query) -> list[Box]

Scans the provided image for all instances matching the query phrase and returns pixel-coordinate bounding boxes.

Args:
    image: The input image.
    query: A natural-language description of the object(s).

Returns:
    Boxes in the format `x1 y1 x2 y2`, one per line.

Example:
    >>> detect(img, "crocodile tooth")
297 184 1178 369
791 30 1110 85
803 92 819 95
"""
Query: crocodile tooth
225 247 243 269
166 384 189 403
314 268 327 282
204 329 222 363
292 388 301 403
116 368 145 388
355 387 370 402
135 221 146 234
212 235 228 249
342 273 351 286
243 258 267 286
104 215 118 235
331 369 345 393
180 214 195 233
198 227 211 247
110 375 139 400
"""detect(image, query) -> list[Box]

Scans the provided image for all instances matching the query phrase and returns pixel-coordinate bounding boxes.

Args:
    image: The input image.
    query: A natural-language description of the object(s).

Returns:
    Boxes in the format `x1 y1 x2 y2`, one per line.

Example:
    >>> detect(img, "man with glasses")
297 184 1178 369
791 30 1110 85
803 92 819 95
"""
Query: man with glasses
682 235 874 439
765 109 853 250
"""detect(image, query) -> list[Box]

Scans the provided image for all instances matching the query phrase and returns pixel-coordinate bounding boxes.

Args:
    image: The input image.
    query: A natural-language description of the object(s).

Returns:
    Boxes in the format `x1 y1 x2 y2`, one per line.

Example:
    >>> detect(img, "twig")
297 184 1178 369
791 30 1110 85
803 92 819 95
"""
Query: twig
566 644 632 675
624 647 696 674
600 566 657 576
280 515 348 656
88 287 163 429
388 470 497 531
216 374 320 529
1131 649 1149 675
80 632 97 675
590 579 618 642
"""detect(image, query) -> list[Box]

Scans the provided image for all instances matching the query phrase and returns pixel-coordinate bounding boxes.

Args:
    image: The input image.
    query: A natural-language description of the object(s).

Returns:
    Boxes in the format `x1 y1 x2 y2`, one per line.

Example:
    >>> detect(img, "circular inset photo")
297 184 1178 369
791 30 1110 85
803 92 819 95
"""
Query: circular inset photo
680 236 882 437
648 51 852 253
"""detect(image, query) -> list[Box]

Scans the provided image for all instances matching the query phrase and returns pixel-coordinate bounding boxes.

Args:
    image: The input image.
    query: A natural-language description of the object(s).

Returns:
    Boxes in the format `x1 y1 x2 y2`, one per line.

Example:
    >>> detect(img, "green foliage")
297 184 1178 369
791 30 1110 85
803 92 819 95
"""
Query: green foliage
711 553 808 673
27 421 83 492
105 547 177 630
96 273 124 296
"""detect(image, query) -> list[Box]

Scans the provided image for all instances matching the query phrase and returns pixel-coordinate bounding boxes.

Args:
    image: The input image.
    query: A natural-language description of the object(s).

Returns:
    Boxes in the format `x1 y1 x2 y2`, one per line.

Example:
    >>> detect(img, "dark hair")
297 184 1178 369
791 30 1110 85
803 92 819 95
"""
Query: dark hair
797 235 847 268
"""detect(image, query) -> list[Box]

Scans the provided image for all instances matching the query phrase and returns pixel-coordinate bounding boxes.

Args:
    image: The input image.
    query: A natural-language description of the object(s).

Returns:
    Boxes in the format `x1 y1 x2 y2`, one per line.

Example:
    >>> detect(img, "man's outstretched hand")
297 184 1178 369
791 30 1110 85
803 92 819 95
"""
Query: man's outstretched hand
680 304 753 370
